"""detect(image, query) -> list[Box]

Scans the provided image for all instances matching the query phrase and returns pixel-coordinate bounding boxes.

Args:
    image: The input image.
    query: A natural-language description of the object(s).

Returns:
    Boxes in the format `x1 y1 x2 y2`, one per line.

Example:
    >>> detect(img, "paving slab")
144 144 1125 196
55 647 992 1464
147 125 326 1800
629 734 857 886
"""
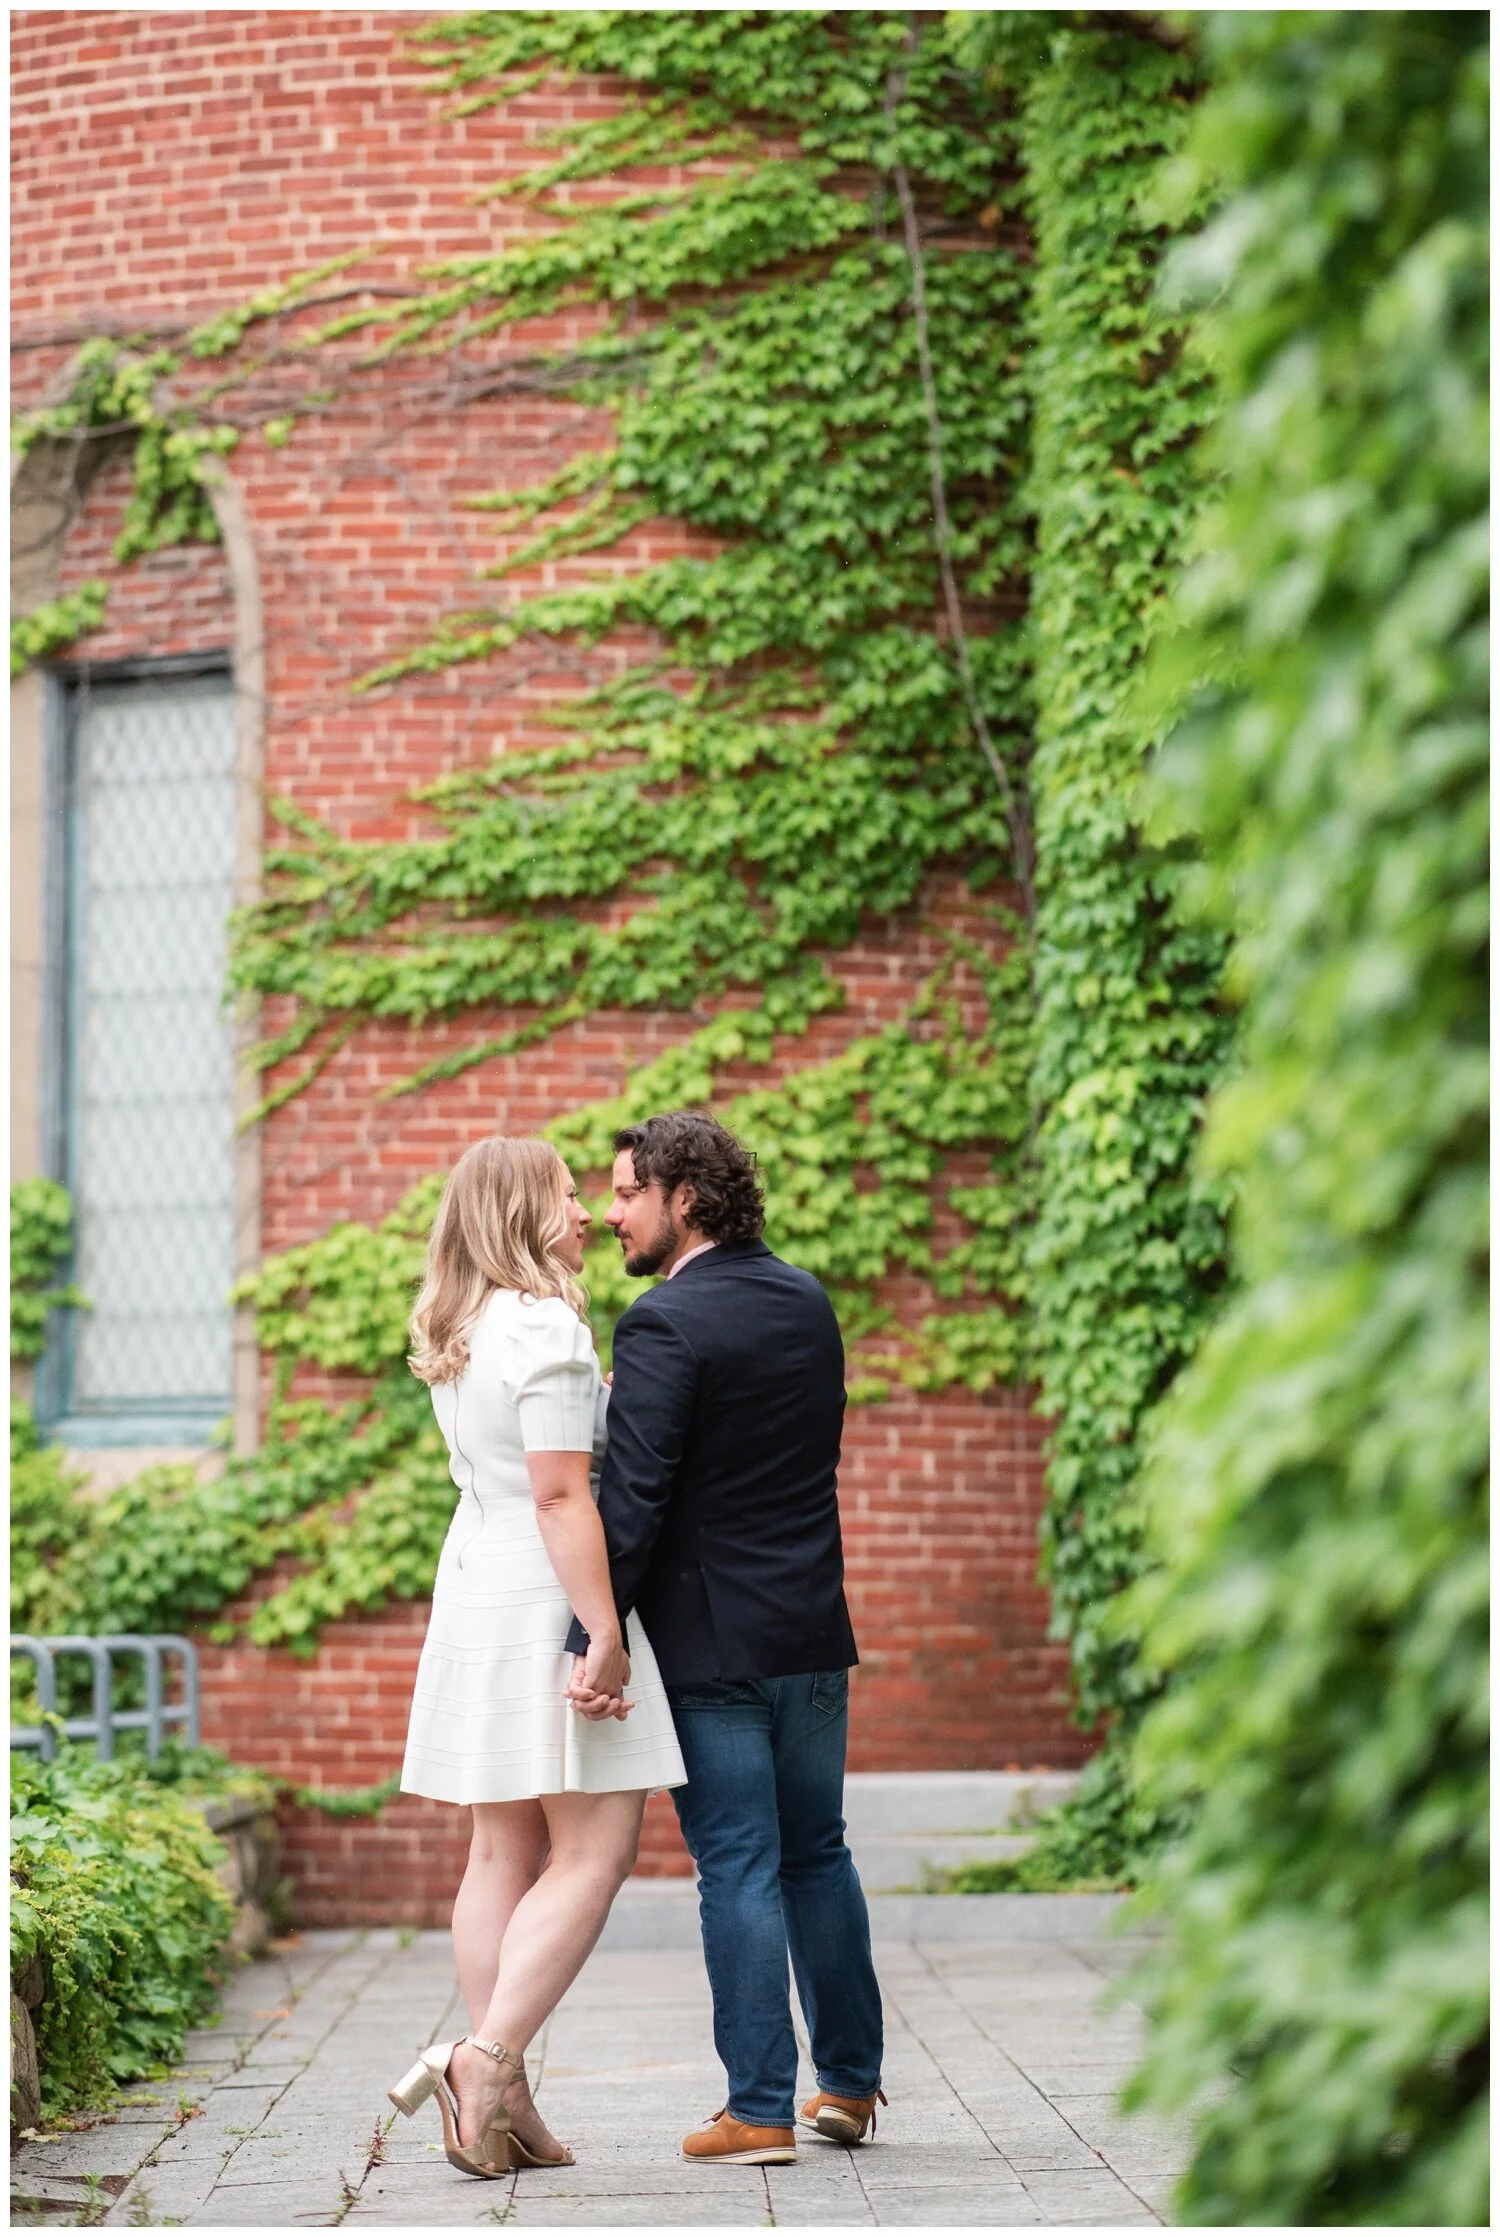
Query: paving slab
854 2185 1046 2226
1015 2167 1160 2220
962 2117 1111 2173
12 2130 153 2182
183 2175 350 2225
0 1903 1193 2227
109 2162 226 2227
144 2096 290 2166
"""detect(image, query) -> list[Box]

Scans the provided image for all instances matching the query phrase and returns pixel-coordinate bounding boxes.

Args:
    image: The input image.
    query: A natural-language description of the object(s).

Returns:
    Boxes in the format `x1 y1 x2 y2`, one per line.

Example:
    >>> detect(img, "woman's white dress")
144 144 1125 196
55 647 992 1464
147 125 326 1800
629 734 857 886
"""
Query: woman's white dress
400 1289 686 1804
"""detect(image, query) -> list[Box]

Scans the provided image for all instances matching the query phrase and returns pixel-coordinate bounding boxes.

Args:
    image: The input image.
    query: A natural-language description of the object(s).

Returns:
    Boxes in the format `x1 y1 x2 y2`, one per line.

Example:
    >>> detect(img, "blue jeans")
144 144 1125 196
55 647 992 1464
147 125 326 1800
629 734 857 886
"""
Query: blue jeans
668 1669 883 2128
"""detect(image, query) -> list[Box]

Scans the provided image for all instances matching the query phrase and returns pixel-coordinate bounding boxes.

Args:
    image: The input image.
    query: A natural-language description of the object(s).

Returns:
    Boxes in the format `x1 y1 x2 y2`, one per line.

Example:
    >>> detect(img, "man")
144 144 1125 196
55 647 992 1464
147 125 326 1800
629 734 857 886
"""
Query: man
565 1111 885 2166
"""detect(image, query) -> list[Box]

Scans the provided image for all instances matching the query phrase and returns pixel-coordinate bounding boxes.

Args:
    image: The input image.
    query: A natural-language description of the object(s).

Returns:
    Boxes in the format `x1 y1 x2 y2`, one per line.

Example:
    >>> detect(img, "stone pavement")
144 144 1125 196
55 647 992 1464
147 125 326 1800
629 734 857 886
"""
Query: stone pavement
13 1893 1190 2229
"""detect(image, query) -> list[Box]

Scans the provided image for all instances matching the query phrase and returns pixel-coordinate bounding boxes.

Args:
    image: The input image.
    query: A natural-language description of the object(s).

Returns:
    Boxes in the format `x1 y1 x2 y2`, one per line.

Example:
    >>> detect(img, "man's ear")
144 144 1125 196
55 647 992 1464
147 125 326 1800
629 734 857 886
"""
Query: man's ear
673 1179 698 1227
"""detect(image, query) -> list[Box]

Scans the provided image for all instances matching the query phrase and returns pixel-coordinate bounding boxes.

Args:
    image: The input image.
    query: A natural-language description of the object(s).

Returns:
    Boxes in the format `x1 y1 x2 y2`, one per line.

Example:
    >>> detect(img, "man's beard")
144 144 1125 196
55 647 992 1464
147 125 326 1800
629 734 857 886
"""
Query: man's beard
622 1208 682 1279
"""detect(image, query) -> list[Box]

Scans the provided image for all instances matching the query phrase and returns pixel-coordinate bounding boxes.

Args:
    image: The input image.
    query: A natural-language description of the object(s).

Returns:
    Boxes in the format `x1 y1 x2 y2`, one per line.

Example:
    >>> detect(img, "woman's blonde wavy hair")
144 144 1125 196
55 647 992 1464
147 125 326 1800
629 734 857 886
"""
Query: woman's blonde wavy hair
408 1136 586 1386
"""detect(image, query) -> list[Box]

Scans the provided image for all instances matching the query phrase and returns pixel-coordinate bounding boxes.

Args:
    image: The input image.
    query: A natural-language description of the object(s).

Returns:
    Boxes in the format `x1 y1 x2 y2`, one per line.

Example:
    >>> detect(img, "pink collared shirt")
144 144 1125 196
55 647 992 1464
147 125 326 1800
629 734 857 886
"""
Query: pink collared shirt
666 1241 717 1280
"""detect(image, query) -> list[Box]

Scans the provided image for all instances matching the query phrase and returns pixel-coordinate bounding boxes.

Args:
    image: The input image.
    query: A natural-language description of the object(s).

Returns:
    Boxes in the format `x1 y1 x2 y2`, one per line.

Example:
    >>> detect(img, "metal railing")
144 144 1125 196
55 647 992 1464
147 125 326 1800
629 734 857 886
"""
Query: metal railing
10 1634 200 1761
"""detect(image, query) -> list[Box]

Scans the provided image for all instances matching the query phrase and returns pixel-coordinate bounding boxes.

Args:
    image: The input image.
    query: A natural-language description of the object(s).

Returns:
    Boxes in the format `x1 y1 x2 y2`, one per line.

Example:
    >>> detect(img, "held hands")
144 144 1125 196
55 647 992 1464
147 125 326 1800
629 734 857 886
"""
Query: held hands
568 1632 633 1722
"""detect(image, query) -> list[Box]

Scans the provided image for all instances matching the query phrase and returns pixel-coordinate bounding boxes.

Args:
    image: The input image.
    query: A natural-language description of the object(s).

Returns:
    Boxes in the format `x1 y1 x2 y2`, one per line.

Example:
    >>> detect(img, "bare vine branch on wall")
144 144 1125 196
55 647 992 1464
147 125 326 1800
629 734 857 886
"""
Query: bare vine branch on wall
886 28 1036 915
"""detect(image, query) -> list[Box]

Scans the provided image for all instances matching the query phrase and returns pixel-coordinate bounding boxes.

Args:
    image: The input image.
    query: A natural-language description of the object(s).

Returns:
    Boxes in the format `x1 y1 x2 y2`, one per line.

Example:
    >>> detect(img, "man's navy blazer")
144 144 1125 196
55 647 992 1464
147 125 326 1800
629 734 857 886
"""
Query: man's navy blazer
564 1237 858 1686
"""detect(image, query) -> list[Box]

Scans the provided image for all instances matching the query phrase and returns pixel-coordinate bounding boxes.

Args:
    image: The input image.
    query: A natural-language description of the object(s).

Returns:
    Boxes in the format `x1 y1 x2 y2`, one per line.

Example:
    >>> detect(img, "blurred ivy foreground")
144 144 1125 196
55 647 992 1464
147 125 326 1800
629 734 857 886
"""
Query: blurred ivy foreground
1116 13 1488 2226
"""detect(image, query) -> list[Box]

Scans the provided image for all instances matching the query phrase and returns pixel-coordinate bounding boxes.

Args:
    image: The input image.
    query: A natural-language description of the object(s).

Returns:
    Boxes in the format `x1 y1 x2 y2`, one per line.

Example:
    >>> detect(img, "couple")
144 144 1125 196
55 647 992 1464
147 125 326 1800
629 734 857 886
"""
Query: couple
388 1112 884 2180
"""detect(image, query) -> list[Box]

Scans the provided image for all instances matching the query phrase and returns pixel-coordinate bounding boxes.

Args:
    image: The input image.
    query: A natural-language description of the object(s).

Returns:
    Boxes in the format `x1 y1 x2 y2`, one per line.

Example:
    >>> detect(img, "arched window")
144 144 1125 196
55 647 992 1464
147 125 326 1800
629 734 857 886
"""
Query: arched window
13 438 265 1462
36 655 241 1443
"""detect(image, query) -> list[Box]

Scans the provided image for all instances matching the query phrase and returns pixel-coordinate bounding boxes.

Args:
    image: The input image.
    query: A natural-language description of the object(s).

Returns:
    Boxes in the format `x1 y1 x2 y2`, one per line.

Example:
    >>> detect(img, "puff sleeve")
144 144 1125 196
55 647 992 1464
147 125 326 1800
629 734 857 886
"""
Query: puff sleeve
507 1295 600 1453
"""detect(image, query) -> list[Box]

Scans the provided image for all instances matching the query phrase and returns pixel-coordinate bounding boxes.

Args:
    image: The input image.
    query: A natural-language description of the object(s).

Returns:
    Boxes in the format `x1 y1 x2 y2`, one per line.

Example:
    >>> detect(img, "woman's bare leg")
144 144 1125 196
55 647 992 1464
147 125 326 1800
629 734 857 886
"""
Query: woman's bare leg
451 1800 550 2030
449 1789 644 2156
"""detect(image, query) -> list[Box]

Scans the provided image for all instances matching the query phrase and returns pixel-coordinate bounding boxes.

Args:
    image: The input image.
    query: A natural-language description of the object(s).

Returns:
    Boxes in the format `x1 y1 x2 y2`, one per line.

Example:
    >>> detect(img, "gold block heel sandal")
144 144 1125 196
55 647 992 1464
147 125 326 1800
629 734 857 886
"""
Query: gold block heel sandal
387 2034 524 2179
508 2130 575 2170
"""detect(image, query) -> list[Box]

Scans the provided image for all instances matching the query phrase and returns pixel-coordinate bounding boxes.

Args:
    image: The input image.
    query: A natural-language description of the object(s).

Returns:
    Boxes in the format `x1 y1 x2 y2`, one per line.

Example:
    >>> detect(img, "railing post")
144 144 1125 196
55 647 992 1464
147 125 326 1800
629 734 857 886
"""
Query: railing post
91 1639 114 1760
9 1638 58 1761
160 1635 201 1749
47 1637 116 1758
143 1638 164 1757
99 1634 178 1758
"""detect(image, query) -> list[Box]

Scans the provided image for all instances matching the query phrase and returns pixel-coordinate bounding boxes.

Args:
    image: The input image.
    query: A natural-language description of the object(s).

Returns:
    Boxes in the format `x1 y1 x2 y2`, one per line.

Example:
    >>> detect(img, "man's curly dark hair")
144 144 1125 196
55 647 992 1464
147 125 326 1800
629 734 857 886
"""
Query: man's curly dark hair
615 1112 765 1244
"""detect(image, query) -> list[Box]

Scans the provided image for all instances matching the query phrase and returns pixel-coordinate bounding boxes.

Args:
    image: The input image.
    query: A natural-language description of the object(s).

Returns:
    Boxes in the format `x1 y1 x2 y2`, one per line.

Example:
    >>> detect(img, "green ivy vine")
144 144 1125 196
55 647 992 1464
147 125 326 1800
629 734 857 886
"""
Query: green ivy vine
9 252 369 676
10 1179 88 1362
913 18 1234 1817
11 17 1222 1740
10 581 110 682
227 16 1035 1114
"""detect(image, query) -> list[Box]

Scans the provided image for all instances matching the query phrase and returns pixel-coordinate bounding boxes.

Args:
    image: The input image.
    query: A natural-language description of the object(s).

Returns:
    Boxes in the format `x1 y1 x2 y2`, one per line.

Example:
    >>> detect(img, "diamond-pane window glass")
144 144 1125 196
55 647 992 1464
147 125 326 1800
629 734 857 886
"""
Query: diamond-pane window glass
52 672 239 1436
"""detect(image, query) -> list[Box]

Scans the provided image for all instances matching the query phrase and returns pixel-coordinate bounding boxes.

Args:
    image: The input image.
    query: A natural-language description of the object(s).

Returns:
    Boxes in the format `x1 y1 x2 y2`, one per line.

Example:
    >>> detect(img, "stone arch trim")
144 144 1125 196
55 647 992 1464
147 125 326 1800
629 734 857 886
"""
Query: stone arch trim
201 458 267 1457
11 430 133 611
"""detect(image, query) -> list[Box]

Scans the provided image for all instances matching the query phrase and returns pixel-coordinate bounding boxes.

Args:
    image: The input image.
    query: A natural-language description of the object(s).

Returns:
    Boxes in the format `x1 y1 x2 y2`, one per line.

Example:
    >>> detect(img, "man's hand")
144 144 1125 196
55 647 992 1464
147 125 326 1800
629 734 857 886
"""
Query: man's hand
568 1640 633 1722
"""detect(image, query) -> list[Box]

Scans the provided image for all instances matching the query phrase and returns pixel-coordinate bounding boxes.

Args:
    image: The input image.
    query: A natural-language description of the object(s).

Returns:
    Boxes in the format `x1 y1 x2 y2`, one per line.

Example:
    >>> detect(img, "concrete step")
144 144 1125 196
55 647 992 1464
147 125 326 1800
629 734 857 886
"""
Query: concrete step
841 1770 1081 1835
849 1832 1038 1892
598 1881 1128 1950
842 1770 1080 1885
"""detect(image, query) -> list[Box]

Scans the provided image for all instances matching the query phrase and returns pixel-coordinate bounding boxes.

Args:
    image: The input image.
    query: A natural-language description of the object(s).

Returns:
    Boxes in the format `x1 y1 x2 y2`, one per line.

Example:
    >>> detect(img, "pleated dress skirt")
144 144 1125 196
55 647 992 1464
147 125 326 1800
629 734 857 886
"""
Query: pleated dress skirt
400 1495 687 1805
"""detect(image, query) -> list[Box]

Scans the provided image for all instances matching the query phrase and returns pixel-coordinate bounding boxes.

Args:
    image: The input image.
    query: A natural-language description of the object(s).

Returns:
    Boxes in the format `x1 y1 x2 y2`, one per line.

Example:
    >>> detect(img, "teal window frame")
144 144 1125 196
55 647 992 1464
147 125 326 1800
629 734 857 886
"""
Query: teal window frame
35 651 239 1447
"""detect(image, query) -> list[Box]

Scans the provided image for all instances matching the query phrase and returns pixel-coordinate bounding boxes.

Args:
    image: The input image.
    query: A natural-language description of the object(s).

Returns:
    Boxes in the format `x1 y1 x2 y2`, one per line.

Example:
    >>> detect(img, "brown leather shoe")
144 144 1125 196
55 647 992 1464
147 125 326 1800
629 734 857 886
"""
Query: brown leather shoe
682 2108 797 2164
799 2088 887 2144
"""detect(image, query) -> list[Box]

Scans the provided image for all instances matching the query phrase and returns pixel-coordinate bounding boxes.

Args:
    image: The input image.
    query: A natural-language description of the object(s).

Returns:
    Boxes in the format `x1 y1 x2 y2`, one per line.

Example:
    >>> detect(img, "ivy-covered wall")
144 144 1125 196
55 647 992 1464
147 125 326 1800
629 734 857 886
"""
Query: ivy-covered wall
14 13 1233 1742
966 16 1232 1749
11 9 1084 1776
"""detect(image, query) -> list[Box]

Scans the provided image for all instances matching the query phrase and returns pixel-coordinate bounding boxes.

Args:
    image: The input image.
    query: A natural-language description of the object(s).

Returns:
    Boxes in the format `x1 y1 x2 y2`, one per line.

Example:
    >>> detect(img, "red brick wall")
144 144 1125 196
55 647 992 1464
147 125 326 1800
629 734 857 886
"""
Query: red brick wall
15 11 1089 1925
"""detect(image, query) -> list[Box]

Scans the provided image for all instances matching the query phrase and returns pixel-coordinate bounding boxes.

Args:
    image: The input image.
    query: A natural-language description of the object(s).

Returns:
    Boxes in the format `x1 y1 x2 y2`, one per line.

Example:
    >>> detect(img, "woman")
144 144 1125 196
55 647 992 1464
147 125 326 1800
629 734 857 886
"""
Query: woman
388 1136 686 2178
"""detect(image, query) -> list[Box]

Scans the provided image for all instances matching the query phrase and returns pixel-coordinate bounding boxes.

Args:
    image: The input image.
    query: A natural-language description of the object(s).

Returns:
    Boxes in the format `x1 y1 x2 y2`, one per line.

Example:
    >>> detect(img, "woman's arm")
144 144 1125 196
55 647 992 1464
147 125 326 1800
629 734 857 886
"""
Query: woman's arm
526 1450 632 1718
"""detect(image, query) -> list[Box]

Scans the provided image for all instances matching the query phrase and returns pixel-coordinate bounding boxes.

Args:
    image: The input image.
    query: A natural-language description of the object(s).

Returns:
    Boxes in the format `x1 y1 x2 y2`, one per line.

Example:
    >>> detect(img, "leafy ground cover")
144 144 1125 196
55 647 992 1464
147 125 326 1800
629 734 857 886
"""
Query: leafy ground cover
10 1744 268 2119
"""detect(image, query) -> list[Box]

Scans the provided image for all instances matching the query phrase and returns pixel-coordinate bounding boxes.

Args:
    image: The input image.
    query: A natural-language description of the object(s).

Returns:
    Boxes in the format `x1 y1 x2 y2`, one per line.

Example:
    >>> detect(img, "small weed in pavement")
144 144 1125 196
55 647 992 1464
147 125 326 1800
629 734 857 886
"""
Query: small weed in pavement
75 2174 110 2227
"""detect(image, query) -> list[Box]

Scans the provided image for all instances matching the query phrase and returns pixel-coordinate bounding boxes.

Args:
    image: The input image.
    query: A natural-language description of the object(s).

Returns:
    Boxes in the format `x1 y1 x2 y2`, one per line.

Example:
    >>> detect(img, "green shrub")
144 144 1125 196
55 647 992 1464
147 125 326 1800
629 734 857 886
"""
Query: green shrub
11 1405 95 1639
10 1178 85 1363
1122 13 1488 2224
115 1735 278 1816
940 1745 1186 1894
11 1747 237 2117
